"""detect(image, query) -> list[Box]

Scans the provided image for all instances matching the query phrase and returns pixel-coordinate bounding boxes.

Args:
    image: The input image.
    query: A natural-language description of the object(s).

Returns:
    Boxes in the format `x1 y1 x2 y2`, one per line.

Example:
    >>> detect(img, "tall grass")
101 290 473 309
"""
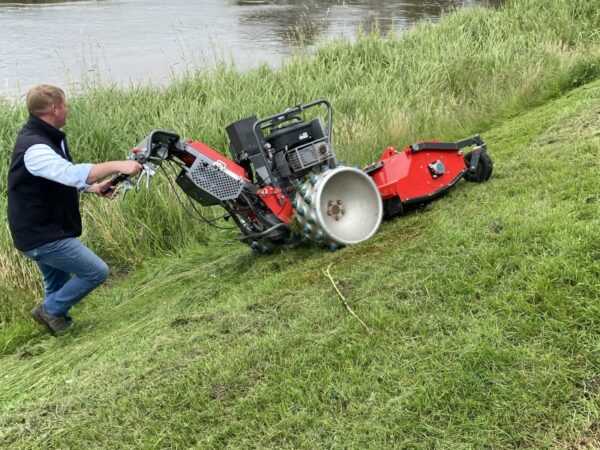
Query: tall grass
1 0 599 324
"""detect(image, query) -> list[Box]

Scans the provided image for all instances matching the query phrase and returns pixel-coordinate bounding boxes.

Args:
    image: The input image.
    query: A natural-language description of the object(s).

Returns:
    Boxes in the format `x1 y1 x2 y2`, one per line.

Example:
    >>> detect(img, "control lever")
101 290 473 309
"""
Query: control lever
135 163 157 190
100 173 129 195
99 146 147 195
100 162 158 196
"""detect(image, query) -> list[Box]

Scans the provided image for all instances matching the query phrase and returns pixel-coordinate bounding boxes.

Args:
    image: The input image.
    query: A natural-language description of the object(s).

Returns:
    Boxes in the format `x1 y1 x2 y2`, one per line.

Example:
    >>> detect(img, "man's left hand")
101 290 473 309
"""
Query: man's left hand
87 179 117 199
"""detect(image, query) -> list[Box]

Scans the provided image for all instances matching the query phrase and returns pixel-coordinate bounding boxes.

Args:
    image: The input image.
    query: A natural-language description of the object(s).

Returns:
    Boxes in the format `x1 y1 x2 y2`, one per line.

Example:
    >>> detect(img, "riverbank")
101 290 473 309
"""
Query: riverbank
1 75 599 447
0 0 504 99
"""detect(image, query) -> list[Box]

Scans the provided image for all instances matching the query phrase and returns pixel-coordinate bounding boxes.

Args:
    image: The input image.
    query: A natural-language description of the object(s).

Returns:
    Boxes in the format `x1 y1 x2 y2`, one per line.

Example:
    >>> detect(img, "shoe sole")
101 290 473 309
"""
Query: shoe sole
31 308 56 335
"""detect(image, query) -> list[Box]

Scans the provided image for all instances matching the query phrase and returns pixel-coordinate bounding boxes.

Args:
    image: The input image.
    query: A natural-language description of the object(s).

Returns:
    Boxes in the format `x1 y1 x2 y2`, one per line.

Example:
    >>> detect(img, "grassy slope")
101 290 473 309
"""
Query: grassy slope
0 78 599 448
2 0 600 322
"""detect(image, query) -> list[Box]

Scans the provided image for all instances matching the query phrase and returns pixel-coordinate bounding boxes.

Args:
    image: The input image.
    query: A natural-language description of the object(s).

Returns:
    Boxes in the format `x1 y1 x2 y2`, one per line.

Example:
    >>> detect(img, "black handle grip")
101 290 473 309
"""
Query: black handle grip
100 173 128 195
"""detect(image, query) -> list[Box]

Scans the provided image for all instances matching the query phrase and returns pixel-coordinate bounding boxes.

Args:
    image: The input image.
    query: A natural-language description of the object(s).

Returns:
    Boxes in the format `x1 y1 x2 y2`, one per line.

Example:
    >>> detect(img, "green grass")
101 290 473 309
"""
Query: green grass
1 0 599 324
1 75 599 449
1 0 600 447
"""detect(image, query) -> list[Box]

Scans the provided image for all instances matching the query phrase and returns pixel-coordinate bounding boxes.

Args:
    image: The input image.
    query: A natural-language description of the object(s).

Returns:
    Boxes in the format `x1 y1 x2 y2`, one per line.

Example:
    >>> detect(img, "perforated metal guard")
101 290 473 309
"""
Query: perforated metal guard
187 160 244 202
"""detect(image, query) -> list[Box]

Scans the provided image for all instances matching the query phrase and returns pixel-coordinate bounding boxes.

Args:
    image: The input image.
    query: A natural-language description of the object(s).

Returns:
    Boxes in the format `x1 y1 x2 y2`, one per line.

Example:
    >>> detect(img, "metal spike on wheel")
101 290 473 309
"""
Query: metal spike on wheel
294 166 383 248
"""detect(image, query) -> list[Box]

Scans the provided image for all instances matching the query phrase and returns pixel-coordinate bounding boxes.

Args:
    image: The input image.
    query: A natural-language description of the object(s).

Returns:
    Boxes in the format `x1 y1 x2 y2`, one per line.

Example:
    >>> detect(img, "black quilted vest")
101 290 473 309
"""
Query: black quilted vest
7 115 82 251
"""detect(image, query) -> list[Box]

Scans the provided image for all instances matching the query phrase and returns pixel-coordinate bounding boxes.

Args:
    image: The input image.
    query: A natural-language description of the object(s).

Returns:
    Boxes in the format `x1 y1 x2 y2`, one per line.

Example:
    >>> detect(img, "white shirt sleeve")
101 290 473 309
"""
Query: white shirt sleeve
24 144 93 192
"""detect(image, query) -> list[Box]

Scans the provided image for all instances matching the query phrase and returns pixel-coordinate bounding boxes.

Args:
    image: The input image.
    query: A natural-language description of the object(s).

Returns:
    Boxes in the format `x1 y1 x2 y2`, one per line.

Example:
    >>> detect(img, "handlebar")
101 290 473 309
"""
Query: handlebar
100 173 129 195
100 129 182 194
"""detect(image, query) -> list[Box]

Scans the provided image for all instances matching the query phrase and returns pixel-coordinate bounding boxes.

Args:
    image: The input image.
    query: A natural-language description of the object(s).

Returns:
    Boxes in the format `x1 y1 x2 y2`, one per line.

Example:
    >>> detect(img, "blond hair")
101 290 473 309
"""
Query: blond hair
26 84 66 116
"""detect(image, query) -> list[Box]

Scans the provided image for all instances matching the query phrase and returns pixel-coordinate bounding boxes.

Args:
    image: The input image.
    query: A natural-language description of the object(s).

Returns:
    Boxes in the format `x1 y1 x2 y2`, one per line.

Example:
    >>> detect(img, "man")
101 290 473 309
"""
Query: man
7 84 143 335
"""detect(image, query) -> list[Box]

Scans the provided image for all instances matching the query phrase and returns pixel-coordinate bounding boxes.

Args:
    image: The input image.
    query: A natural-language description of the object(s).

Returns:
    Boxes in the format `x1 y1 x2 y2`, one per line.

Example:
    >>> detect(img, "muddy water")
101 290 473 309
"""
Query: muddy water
0 0 504 97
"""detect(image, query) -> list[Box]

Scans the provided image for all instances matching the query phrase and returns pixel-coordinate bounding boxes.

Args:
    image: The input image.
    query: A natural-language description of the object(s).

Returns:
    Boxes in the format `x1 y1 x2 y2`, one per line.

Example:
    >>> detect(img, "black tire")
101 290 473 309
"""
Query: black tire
383 196 404 219
464 151 493 183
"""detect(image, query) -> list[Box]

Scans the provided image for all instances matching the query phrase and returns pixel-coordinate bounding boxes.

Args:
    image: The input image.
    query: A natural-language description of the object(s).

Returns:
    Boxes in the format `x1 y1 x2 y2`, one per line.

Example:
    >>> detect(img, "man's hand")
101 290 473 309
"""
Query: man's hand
120 160 143 176
86 179 117 199
86 160 143 184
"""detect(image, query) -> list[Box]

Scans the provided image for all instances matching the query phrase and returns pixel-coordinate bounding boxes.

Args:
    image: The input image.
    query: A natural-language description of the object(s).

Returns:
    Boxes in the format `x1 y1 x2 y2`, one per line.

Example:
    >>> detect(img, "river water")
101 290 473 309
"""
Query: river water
0 0 503 98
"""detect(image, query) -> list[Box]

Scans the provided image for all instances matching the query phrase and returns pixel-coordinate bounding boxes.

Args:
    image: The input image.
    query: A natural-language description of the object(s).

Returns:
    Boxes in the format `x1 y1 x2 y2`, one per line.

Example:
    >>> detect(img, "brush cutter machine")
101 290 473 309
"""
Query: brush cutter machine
113 99 492 252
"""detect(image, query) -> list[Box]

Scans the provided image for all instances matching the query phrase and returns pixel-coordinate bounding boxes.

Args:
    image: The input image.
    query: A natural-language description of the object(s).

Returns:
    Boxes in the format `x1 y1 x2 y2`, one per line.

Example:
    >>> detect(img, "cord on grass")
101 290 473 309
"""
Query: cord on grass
324 263 372 334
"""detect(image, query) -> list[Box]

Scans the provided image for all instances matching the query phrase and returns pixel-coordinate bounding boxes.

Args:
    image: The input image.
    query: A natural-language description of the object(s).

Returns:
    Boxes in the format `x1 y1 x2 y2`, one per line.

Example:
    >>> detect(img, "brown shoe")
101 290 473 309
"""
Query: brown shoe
31 304 70 335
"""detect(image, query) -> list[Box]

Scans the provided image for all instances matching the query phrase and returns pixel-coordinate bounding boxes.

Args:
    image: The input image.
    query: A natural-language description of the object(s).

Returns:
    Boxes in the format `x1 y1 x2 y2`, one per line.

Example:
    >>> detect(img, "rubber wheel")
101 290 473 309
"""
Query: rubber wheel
383 196 404 219
464 151 493 183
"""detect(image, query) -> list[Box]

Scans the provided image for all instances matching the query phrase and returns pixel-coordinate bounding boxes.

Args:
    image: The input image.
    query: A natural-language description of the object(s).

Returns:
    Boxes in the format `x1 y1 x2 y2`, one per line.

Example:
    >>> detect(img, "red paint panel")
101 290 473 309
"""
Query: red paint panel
257 186 294 223
370 144 467 202
186 140 248 179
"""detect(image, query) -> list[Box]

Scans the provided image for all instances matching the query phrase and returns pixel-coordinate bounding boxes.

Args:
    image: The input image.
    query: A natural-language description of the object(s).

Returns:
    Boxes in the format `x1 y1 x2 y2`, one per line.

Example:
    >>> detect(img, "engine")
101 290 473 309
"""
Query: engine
225 99 336 193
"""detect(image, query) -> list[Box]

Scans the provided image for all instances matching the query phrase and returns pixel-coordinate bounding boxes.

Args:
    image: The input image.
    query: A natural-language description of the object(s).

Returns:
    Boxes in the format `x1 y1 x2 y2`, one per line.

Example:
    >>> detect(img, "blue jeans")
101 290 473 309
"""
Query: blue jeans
22 238 109 316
